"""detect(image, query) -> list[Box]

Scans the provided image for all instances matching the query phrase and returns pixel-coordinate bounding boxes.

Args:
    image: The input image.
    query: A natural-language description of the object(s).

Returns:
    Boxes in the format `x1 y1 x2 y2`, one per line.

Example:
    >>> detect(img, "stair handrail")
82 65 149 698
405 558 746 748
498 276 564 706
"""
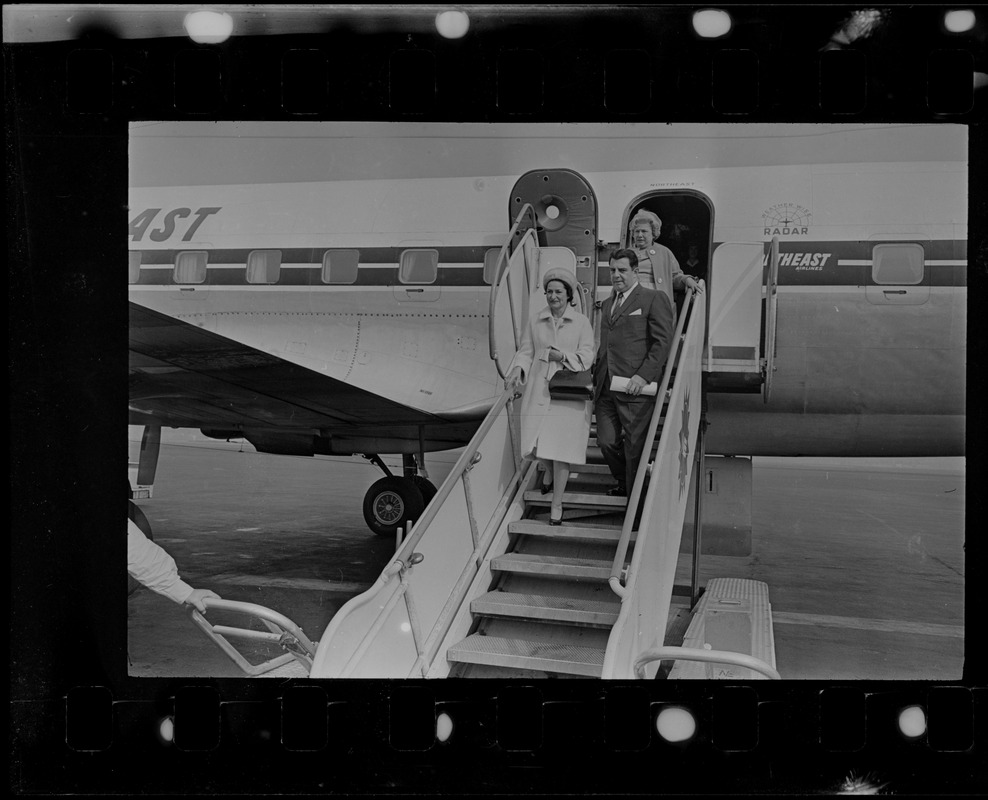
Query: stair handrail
397 386 516 559
633 646 781 680
489 203 539 378
409 459 537 677
313 386 518 665
608 287 699 598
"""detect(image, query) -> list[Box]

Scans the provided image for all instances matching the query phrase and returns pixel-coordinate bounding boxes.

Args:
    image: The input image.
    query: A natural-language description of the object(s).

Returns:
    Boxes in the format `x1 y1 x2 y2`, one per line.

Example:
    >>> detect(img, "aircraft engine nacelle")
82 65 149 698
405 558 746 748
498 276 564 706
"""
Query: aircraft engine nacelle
200 428 245 442
242 430 316 457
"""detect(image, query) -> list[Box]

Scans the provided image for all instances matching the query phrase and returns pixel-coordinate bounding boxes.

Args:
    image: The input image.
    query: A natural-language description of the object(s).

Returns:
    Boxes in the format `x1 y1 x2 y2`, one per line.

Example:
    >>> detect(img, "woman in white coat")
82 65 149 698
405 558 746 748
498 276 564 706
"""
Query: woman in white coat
505 268 596 525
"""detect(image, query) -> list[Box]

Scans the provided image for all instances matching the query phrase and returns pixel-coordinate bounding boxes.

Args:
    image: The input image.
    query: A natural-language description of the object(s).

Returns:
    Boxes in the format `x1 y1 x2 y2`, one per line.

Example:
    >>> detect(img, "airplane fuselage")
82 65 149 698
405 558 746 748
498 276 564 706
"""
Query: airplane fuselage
129 125 966 458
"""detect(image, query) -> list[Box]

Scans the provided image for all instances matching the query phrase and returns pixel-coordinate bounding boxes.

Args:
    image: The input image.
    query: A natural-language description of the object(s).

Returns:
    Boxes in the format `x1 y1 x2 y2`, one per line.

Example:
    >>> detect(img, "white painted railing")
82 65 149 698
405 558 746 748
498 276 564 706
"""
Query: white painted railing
309 387 525 678
601 288 706 679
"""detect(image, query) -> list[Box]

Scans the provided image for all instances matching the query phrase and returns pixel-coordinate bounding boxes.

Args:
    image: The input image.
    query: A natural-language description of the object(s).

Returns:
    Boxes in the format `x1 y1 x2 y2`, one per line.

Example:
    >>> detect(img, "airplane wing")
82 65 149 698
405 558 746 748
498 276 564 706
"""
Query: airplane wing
129 303 463 444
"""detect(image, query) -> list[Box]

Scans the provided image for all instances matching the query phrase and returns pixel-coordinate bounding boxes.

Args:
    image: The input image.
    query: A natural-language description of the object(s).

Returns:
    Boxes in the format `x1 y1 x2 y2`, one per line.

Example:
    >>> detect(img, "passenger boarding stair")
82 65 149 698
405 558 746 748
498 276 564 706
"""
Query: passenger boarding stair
445 431 632 677
444 406 707 677
192 204 776 680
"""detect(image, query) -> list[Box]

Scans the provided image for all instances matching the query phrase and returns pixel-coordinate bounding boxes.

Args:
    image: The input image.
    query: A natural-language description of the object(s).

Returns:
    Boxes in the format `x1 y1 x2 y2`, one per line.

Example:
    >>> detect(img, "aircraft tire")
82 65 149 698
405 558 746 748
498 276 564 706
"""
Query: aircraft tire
127 498 154 596
411 476 438 506
363 477 425 538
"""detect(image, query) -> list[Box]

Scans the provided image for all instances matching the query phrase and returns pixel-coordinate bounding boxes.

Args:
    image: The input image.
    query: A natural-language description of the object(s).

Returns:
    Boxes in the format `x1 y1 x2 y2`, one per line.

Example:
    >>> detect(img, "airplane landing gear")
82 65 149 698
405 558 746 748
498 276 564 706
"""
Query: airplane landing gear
410 474 438 505
363 476 424 538
360 454 438 538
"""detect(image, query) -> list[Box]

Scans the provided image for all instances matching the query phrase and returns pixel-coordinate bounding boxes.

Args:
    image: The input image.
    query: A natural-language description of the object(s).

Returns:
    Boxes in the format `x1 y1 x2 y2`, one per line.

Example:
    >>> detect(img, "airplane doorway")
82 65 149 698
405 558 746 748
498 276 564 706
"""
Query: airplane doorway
622 192 713 322
624 192 713 285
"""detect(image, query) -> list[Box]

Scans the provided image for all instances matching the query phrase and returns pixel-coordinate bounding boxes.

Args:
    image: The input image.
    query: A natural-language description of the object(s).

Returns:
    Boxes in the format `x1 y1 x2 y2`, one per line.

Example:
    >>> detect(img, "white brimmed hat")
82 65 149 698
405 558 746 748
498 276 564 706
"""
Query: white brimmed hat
542 268 579 300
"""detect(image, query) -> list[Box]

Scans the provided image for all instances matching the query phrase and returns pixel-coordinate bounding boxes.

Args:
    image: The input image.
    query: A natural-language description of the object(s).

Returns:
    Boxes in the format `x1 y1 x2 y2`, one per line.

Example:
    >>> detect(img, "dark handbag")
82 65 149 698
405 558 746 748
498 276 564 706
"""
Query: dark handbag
548 368 593 399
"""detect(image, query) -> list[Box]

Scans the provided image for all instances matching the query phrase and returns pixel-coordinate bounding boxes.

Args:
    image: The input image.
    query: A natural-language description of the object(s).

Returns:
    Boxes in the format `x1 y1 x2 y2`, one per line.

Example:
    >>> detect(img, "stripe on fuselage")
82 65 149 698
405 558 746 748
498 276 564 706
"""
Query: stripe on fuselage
132 239 967 288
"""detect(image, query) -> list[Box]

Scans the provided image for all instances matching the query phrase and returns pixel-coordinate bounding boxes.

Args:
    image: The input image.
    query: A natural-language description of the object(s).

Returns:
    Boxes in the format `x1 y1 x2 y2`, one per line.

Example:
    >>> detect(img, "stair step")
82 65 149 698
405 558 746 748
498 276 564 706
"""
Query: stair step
567 463 612 475
447 634 605 677
508 519 625 541
472 592 620 628
587 438 664 452
524 490 627 509
492 553 612 580
583 441 663 463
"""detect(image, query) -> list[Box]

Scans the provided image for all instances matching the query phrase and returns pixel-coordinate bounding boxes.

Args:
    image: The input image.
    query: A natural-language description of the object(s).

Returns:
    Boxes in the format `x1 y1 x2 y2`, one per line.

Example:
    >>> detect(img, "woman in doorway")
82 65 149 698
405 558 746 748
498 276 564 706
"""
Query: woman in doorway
630 209 704 307
505 269 596 525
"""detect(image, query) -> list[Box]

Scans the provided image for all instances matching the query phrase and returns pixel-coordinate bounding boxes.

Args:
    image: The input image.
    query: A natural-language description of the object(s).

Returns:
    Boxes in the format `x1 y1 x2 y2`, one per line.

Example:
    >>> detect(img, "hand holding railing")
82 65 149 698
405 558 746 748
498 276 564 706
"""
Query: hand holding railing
189 597 317 676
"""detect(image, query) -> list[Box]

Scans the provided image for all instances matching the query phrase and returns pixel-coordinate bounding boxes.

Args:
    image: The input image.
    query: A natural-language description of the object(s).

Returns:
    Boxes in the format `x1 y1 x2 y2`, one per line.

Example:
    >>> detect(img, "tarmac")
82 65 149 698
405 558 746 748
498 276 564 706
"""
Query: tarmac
128 433 965 680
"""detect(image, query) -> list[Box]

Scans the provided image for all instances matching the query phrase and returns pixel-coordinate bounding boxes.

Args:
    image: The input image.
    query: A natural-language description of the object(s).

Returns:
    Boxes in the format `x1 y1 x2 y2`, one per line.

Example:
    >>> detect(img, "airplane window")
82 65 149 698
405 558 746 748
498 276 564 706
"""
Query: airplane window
322 249 359 284
483 248 503 285
872 243 924 285
246 250 282 284
399 249 439 284
173 251 208 284
128 251 142 284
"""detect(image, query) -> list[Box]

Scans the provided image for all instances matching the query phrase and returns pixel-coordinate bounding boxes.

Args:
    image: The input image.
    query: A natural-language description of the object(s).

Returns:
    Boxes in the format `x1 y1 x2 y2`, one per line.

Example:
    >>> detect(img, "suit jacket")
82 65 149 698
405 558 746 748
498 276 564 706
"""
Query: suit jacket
593 282 675 402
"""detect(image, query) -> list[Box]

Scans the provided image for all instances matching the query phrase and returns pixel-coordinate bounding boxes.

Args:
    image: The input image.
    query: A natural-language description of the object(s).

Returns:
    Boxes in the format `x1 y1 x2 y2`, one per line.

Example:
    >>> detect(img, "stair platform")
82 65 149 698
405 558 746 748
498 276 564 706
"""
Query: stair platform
668 578 776 679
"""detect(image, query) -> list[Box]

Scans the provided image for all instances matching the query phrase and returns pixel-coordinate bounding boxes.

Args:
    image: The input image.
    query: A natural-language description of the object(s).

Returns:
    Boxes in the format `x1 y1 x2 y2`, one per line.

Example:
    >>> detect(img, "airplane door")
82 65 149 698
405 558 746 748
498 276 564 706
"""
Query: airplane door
489 208 540 379
706 241 779 395
509 169 598 323
488 210 587 380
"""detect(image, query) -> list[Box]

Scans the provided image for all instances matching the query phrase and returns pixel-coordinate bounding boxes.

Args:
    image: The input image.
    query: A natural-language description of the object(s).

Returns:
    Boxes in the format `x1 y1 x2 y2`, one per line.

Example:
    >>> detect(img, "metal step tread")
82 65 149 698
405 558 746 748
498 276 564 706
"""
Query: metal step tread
567 463 613 475
492 552 612 579
586 440 664 454
508 519 625 541
472 591 621 627
524 490 627 509
447 634 605 676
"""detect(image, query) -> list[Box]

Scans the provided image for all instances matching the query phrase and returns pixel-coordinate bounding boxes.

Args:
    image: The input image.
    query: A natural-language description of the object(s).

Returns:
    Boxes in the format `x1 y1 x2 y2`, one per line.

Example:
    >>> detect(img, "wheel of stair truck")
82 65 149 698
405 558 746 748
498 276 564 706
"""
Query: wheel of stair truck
362 476 425 538
127 497 154 596
411 475 438 506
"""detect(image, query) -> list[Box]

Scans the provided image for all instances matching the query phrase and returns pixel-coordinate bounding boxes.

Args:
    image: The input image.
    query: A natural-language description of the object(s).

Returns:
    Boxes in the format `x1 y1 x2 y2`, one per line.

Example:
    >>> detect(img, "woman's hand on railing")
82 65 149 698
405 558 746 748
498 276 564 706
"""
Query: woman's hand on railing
505 367 525 397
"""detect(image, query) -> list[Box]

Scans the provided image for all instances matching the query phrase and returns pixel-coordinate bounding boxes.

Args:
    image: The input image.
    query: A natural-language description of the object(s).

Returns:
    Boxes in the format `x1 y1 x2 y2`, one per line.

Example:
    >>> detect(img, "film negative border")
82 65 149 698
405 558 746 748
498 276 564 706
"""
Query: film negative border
4 5 986 121
7 3 987 796
37 683 985 794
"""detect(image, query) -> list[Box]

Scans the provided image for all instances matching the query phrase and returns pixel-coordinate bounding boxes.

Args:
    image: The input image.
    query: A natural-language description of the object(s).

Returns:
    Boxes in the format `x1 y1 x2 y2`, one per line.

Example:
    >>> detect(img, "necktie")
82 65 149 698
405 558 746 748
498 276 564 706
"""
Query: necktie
611 292 623 321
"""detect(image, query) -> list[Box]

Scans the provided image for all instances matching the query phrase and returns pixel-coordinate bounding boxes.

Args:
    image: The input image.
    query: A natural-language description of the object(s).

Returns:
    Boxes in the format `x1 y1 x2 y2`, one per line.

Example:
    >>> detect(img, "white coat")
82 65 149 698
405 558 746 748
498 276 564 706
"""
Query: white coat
508 303 596 465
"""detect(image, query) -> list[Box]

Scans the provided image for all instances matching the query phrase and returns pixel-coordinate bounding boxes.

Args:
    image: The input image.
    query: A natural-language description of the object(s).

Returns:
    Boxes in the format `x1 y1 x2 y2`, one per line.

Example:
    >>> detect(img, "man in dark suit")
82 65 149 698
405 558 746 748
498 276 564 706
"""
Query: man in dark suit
593 248 676 497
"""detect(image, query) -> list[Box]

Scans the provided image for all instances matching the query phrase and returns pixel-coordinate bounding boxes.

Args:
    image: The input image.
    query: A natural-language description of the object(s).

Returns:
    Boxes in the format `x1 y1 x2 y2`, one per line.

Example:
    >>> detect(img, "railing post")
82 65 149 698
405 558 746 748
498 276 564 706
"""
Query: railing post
505 395 519 468
461 452 482 551
690 422 705 609
398 554 426 674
